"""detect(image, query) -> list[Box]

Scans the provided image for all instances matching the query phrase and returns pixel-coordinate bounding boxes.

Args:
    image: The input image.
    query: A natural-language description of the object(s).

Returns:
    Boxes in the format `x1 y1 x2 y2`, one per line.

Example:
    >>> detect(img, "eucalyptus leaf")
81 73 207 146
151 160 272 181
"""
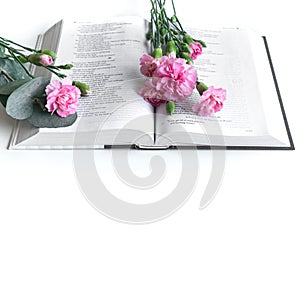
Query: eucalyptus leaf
6 77 50 120
0 57 32 84
0 76 9 89
0 79 30 95
27 104 77 128
0 45 6 58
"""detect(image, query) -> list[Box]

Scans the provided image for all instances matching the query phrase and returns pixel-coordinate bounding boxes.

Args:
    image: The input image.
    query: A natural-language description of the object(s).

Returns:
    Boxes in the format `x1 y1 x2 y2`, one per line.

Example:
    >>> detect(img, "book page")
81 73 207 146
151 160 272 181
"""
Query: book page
247 31 291 147
156 28 269 139
41 16 154 139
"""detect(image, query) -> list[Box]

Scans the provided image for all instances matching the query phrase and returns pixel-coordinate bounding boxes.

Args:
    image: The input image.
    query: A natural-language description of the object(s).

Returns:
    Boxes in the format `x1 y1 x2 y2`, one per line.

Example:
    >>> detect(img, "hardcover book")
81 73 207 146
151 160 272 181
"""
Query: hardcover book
8 16 294 150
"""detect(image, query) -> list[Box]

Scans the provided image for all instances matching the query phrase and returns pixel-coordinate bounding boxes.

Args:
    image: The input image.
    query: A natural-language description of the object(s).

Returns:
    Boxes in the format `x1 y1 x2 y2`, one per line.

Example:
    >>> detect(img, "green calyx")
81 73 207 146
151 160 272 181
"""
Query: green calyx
181 43 191 53
184 34 194 44
166 101 175 115
152 47 163 58
72 81 91 96
166 40 177 55
180 52 193 64
196 82 209 95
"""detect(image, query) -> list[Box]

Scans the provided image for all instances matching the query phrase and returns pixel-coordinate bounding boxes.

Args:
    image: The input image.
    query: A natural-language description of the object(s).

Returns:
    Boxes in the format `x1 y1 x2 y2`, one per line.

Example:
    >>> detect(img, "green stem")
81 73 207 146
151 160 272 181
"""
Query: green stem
160 1 171 41
150 9 156 46
44 66 66 78
0 41 27 57
168 18 185 35
170 0 184 32
0 37 37 53
46 65 60 71
0 39 67 79
171 0 177 16
32 97 47 111
151 0 161 48
8 50 34 78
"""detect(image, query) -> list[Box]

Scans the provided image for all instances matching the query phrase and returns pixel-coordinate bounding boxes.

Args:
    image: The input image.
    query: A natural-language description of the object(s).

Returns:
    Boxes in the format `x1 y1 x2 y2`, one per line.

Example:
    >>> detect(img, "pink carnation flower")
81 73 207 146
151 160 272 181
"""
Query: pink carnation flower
139 81 166 107
45 77 80 117
192 86 227 116
189 42 203 60
153 55 197 101
139 53 197 106
140 54 161 77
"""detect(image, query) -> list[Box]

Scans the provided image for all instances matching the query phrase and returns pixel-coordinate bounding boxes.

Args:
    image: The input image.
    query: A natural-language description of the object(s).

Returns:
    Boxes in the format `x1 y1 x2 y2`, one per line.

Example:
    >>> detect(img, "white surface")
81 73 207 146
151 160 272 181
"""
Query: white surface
0 1 299 299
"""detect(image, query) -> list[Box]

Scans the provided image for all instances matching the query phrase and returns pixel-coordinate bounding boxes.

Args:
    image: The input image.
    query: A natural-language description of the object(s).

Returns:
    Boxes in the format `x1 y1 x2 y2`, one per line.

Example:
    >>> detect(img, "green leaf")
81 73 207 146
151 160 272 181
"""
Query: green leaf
0 76 9 91
0 79 31 95
6 77 49 120
0 57 31 84
0 45 6 58
27 104 77 128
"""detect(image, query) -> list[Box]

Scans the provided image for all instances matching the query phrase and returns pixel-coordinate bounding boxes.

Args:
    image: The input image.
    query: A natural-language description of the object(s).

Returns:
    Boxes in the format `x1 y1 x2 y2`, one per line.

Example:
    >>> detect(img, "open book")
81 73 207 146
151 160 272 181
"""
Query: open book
9 16 294 150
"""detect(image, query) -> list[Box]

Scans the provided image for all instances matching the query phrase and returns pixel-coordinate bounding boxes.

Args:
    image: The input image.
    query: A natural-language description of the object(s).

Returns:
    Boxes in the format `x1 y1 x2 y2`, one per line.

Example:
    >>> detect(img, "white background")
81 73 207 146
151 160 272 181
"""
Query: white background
1 0 300 299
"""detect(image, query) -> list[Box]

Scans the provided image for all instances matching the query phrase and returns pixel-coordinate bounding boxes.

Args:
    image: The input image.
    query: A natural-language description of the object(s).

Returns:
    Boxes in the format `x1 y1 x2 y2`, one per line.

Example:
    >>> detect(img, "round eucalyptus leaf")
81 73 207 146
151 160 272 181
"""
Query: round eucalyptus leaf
0 79 31 95
0 57 32 83
27 104 77 128
6 77 50 120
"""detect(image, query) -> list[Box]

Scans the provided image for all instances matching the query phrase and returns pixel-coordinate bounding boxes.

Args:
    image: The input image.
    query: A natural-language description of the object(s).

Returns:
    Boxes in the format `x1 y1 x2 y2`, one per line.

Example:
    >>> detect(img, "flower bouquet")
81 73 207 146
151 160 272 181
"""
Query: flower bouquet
139 0 226 116
0 37 90 128
0 0 225 130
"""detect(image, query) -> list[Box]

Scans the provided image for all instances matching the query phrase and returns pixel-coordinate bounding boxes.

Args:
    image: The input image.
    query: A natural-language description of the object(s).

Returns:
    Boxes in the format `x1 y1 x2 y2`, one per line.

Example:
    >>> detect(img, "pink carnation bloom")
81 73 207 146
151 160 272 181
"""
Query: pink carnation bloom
45 77 80 117
140 54 161 77
40 54 53 66
192 86 227 116
154 55 197 101
139 81 166 107
189 42 203 60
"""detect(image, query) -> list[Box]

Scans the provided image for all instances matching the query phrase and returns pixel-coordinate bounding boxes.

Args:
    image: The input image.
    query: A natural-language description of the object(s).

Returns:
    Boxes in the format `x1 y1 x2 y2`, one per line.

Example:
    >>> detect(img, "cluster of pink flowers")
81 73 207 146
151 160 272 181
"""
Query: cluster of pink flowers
139 0 226 116
139 41 227 116
139 53 197 107
45 78 80 118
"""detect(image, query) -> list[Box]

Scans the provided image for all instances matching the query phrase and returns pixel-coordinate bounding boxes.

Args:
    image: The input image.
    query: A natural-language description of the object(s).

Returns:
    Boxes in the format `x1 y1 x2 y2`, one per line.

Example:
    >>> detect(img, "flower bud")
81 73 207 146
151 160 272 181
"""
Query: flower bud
181 43 191 53
171 15 177 23
160 28 167 38
198 39 207 48
180 52 194 64
39 49 57 61
184 34 194 44
166 40 177 55
152 47 163 58
72 81 91 96
146 32 152 40
166 101 175 115
60 64 73 70
196 82 209 95
28 53 53 66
